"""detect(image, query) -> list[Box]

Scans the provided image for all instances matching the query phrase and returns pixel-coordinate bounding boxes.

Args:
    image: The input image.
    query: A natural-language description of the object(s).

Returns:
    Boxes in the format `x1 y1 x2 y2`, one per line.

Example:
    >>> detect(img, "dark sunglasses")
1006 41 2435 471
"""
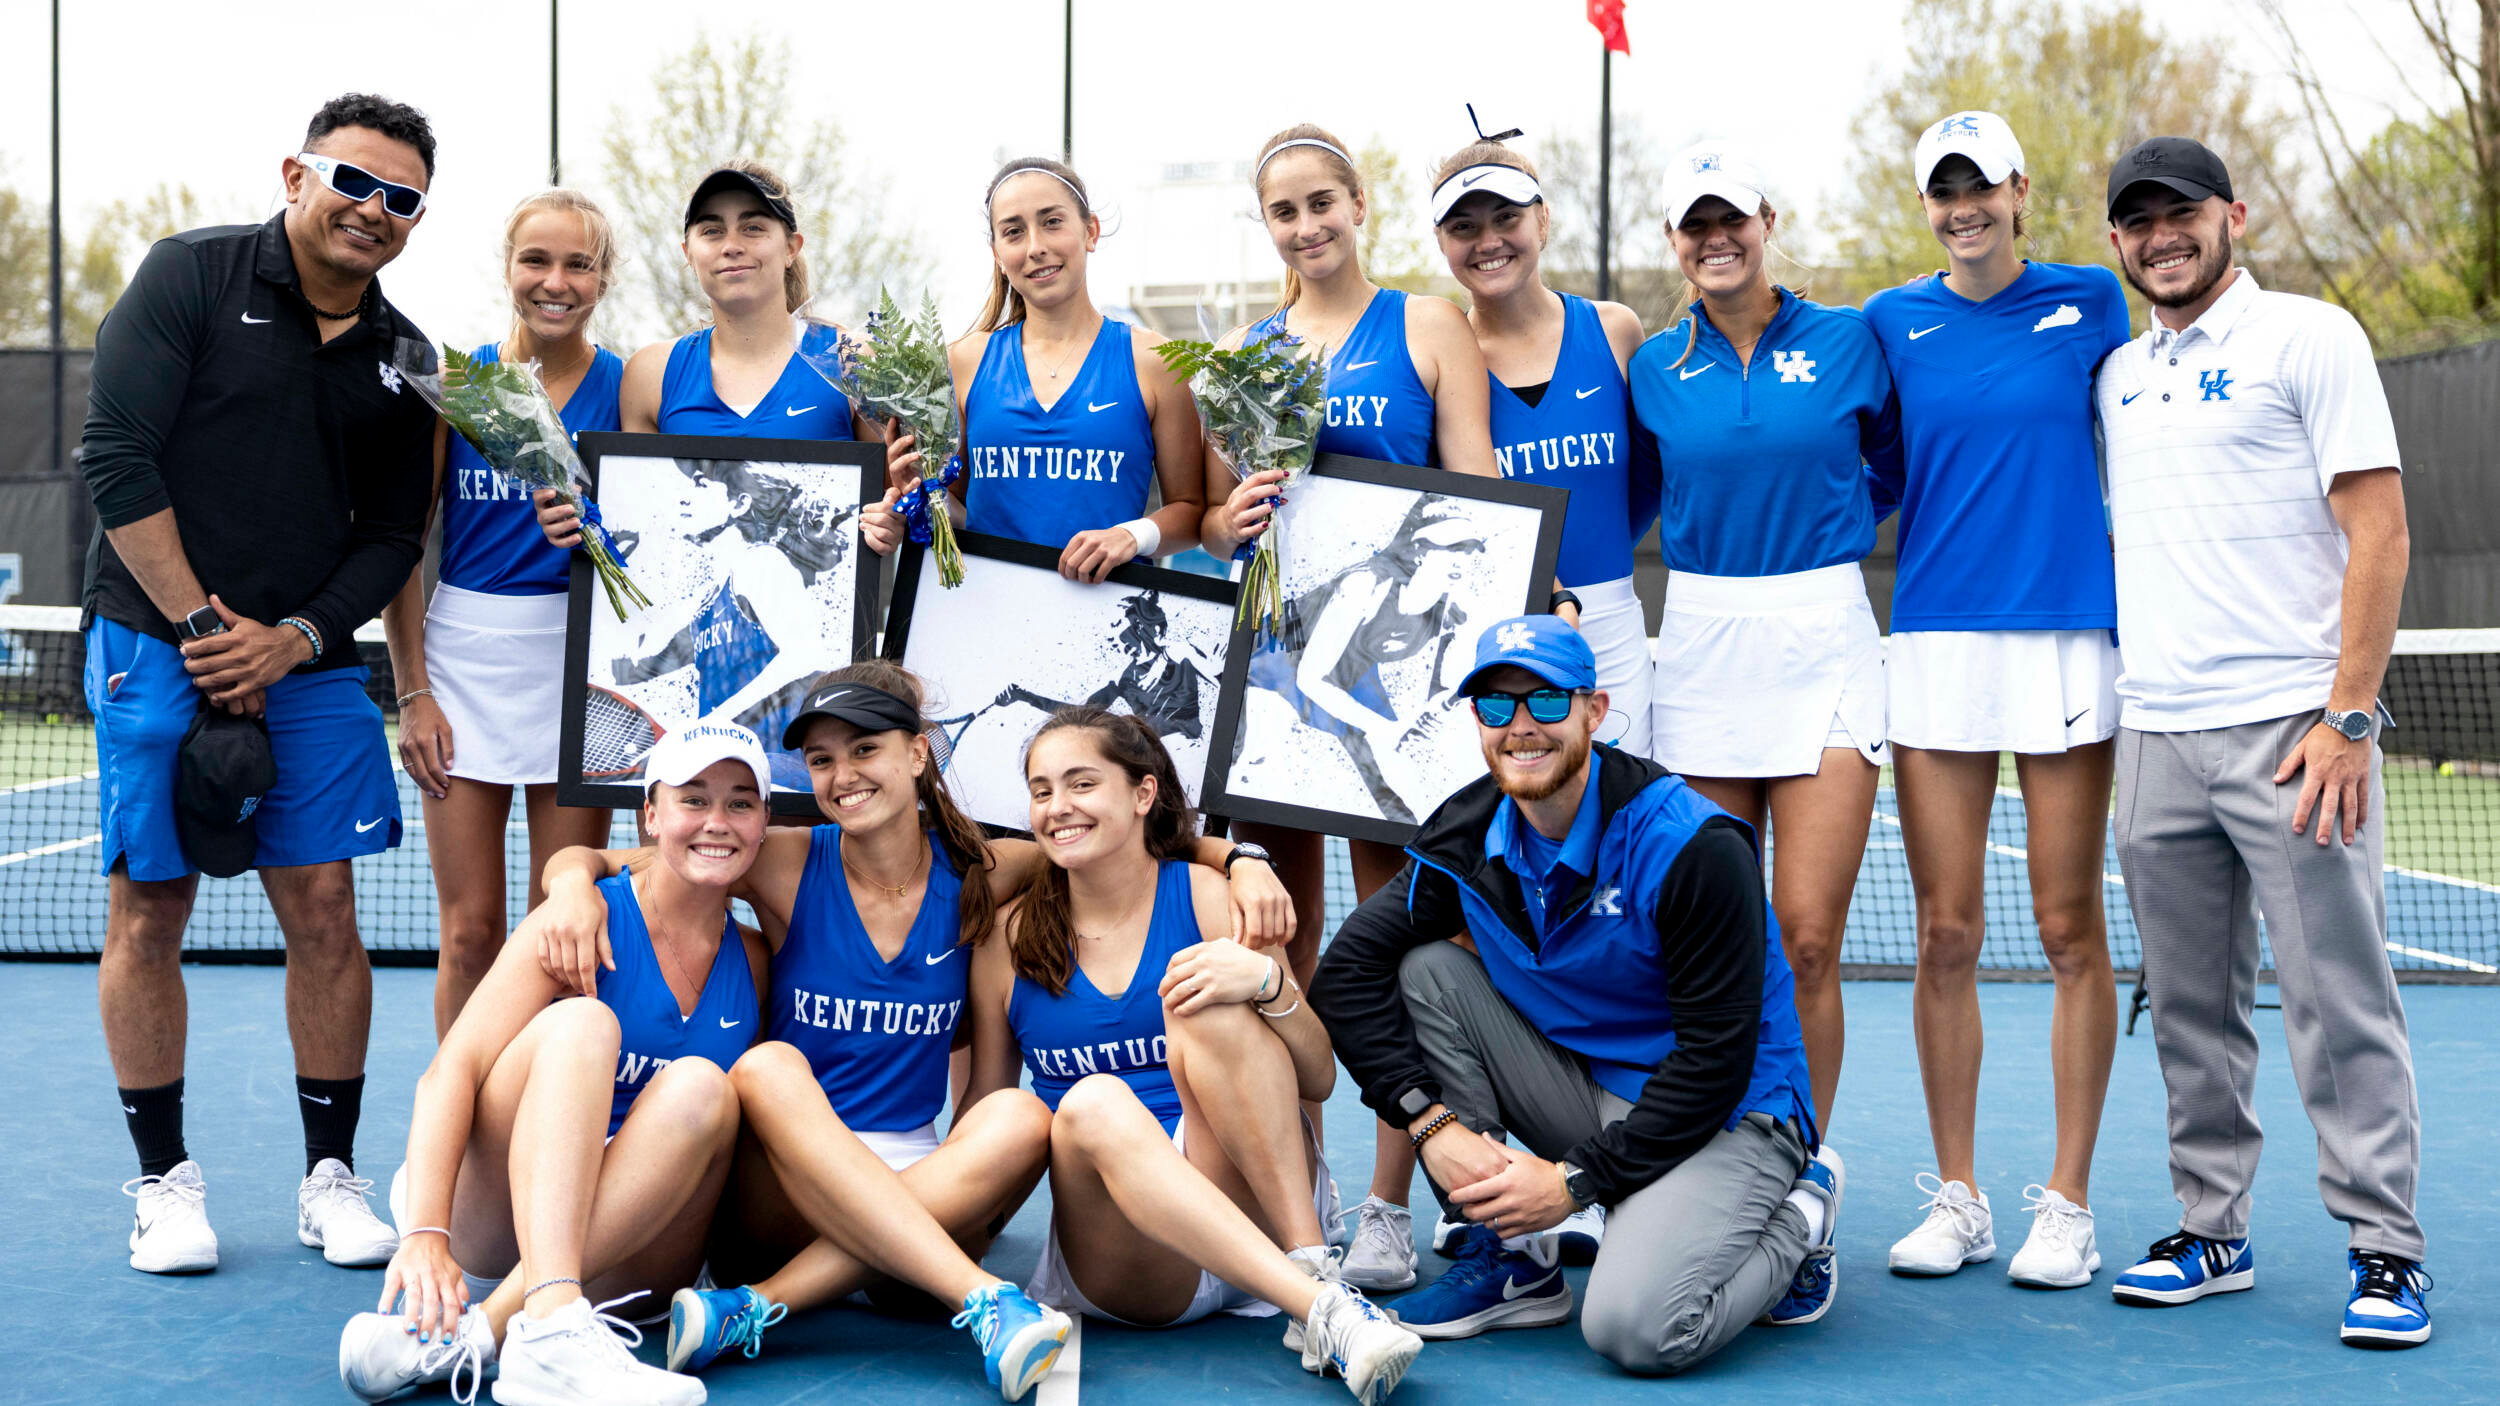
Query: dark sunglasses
1469 687 1587 727
295 152 428 219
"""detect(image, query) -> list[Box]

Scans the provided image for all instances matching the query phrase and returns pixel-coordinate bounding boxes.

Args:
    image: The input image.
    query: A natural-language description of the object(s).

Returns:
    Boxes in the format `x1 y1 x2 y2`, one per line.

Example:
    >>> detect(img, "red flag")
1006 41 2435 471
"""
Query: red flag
1588 0 1630 54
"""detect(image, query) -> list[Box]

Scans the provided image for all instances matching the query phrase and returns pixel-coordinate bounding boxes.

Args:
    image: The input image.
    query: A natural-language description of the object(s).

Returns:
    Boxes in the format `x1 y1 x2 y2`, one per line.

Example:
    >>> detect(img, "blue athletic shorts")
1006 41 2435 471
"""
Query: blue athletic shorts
83 617 402 880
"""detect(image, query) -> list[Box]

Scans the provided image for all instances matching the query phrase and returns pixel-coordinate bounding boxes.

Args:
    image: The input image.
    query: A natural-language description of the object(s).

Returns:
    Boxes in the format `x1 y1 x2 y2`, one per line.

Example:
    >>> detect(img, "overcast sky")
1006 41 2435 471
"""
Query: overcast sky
0 0 2440 345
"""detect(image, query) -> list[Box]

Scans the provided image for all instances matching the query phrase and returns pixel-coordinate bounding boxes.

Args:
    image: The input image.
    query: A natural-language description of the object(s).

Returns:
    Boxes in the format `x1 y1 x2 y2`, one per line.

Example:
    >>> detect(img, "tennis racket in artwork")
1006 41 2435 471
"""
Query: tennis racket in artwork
922 704 1002 775
581 686 665 777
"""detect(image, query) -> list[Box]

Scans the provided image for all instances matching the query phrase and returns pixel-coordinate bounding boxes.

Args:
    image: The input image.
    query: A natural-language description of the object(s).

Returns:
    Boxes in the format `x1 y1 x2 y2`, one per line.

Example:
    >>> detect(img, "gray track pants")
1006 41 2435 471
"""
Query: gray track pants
2113 712 2423 1258
1399 940 1811 1375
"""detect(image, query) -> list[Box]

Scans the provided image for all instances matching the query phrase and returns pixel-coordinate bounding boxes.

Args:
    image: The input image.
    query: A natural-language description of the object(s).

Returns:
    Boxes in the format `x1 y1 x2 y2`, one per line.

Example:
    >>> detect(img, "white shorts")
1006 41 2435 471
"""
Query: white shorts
1888 629 2120 753
857 1122 943 1173
1025 1113 1331 1327
1649 564 1886 778
423 584 573 785
1575 575 1653 755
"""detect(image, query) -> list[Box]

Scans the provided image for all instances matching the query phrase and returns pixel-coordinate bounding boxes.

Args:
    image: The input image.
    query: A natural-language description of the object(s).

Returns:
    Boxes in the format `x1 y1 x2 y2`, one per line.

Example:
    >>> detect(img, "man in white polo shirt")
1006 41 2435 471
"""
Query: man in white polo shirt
2093 137 2429 1349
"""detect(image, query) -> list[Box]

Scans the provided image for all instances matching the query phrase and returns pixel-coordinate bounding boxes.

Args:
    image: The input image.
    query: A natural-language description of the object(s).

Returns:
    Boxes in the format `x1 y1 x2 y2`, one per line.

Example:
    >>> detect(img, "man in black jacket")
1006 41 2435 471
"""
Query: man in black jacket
1311 615 1843 1373
80 94 437 1276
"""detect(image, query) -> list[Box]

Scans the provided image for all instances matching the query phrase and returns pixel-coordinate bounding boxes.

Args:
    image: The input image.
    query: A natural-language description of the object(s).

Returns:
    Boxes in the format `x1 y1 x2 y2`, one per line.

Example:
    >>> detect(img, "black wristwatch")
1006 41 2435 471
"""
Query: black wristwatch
1396 1086 1436 1121
1223 842 1274 875
2323 707 2373 742
1548 588 1582 616
175 604 226 640
1558 1160 1599 1209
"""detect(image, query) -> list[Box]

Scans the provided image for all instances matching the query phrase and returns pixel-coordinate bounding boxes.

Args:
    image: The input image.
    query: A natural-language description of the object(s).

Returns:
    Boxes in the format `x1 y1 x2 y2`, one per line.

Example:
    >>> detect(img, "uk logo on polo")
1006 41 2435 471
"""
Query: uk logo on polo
2200 369 2233 401
1773 350 1817 383
1496 622 1535 652
376 362 403 394
1589 885 1624 916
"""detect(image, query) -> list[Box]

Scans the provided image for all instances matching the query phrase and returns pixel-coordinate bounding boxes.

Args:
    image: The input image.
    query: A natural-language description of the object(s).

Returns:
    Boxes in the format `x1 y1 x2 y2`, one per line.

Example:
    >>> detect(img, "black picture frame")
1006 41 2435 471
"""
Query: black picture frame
1200 453 1568 846
885 529 1244 838
560 432 883 817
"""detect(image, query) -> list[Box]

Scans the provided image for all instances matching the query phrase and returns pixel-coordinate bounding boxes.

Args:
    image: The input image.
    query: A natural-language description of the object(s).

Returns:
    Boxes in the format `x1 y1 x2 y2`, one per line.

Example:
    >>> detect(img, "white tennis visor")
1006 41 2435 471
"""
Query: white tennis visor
1431 163 1544 225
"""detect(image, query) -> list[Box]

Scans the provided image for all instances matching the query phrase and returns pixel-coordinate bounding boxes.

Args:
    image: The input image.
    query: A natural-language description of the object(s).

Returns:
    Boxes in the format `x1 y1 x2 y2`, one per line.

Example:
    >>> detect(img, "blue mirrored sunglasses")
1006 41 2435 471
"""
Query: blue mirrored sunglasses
295 152 427 219
1469 688 1586 727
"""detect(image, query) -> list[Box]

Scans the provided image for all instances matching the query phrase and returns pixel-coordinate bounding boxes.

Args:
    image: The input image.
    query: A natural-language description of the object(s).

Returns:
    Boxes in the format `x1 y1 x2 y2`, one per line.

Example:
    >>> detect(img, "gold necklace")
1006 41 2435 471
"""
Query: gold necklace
1028 317 1099 384
843 842 927 900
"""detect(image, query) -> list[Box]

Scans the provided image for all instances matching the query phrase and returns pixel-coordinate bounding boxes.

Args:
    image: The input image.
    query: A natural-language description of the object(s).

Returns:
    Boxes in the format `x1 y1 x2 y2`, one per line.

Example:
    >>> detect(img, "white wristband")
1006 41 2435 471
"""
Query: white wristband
1116 517 1162 558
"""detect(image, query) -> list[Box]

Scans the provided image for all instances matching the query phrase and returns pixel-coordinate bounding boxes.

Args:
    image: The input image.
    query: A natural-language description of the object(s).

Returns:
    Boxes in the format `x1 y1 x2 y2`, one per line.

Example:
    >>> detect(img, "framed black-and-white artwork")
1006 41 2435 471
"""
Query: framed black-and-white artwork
559 432 882 816
884 530 1245 837
1202 454 1567 845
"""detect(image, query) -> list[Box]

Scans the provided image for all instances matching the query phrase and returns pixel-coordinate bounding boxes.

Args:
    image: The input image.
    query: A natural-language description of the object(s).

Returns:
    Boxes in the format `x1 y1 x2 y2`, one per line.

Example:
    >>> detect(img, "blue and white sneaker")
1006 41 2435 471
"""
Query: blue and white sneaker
2342 1250 2433 1347
666 1284 788 1373
1764 1145 1844 1326
2111 1230 2254 1305
1300 1281 1424 1403
1386 1224 1569 1339
953 1282 1072 1401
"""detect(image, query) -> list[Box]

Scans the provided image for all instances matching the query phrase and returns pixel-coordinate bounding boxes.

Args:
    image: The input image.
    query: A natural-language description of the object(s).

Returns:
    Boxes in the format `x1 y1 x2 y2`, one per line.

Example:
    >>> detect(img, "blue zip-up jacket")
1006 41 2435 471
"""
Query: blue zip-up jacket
1312 746 1815 1205
1627 287 1904 577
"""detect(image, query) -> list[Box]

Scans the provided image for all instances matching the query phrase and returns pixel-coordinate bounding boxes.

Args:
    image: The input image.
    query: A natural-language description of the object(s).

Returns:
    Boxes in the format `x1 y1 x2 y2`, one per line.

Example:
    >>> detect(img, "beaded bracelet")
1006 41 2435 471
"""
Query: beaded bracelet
396 688 435 709
1408 1109 1459 1149
279 615 324 663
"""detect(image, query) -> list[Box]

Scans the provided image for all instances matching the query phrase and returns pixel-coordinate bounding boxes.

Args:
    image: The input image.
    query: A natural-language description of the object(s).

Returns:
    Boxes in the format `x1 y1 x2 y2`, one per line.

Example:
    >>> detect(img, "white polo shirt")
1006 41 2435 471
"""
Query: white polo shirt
2094 270 2400 732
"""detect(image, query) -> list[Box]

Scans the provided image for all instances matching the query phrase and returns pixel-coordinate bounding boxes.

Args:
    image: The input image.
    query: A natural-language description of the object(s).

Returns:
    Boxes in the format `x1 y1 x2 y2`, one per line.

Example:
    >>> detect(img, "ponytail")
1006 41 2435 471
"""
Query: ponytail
809 660 996 947
1004 707 1199 995
1253 123 1364 312
1665 198 1781 371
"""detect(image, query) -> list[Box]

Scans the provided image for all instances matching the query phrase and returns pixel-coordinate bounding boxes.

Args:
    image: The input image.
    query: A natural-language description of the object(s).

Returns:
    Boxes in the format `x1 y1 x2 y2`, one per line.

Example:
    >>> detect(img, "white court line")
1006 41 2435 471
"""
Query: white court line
0 832 102 867
1033 1316 1081 1406
5 769 98 795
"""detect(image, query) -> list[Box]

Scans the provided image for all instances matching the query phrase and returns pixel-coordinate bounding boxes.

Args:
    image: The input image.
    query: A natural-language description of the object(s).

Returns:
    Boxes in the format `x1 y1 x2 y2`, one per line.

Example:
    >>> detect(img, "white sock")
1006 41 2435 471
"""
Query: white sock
1786 1186 1826 1244
1500 1232 1558 1264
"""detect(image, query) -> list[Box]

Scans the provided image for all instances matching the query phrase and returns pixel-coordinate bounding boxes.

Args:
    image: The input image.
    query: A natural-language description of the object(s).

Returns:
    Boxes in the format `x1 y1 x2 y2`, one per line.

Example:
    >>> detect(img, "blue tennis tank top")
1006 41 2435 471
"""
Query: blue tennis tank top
593 871 758 1138
657 322 855 439
767 825 968 1132
1009 859 1200 1134
962 318 1158 550
687 578 777 718
438 344 625 596
1488 295 1635 585
1247 289 1436 466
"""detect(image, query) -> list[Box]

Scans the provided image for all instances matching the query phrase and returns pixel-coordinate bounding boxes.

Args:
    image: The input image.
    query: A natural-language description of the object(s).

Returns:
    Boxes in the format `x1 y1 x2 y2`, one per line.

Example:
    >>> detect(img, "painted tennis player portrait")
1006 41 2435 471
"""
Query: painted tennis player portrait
1210 464 1564 843
561 434 880 810
885 530 1239 834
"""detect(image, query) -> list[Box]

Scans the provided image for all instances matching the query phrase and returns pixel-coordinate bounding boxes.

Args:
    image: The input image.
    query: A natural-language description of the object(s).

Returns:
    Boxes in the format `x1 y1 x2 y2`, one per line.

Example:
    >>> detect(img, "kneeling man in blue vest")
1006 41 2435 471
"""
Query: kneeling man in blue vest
1313 614 1840 1374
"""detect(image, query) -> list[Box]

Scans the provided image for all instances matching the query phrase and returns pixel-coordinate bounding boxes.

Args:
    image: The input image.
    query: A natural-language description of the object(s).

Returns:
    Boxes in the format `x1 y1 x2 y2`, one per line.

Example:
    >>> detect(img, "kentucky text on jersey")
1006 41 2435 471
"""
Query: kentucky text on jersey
969 445 1128 482
1490 294 1640 586
962 317 1158 549
784 989 963 1038
1495 432 1619 476
1024 1034 1172 1083
1246 288 1437 466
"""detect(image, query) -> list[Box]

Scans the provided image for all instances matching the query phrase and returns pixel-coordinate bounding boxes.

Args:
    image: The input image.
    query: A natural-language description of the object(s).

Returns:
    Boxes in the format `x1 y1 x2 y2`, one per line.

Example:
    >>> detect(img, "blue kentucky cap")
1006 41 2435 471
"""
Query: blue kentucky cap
1459 614 1597 696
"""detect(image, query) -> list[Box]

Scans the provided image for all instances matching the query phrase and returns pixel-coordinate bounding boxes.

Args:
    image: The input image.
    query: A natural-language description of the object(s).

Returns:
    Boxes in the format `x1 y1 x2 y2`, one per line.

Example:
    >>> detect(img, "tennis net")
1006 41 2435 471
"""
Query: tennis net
6 604 2495 978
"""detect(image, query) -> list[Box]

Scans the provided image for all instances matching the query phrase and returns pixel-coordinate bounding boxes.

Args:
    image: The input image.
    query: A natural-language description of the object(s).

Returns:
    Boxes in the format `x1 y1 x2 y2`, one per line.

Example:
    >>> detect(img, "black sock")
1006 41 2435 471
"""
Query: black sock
296 1074 365 1176
119 1078 188 1178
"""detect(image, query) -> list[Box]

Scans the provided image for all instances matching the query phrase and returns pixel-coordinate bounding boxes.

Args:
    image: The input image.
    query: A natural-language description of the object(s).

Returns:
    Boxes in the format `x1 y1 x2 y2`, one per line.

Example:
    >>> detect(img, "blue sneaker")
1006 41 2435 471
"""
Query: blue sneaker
1387 1223 1570 1339
666 1284 787 1372
1764 1145 1844 1326
2111 1230 2254 1305
2342 1250 2433 1347
953 1282 1072 1401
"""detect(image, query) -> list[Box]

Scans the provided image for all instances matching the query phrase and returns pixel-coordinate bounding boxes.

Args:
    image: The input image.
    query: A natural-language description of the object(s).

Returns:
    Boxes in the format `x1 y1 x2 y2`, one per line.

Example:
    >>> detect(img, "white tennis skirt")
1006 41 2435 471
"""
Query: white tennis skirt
1649 564 1886 779
423 584 571 786
1576 574 1653 755
1887 628 2120 753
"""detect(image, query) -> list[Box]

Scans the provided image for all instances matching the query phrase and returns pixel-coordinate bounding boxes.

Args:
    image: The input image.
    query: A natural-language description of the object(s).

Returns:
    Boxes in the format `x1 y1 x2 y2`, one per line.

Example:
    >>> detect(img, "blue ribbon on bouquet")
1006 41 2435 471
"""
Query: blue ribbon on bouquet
578 496 629 560
896 452 964 546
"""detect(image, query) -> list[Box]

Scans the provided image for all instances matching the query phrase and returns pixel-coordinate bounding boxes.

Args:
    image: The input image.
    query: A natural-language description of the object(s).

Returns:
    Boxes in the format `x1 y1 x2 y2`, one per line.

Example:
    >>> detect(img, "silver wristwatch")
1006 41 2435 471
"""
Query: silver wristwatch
2323 707 2373 742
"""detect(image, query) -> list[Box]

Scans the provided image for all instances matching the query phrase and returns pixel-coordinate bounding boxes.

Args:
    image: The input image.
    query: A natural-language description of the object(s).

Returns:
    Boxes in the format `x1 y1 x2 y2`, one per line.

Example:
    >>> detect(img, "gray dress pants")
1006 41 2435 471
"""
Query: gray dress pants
1399 940 1811 1375
2114 711 2424 1258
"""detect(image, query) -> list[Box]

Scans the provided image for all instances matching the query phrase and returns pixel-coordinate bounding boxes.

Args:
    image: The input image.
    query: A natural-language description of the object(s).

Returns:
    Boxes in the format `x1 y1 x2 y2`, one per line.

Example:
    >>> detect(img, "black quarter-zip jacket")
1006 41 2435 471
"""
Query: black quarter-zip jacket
79 215 434 667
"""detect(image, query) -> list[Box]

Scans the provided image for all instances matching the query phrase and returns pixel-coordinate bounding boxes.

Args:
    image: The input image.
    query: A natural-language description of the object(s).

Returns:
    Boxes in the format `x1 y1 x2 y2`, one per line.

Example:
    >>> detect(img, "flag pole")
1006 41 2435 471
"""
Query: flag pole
548 0 561 185
1062 0 1074 162
1596 38 1613 303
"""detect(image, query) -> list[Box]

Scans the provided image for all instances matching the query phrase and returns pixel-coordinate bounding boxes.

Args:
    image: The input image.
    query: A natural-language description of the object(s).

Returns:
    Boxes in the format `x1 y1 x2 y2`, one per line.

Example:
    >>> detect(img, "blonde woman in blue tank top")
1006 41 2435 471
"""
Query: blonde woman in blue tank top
864 157 1209 582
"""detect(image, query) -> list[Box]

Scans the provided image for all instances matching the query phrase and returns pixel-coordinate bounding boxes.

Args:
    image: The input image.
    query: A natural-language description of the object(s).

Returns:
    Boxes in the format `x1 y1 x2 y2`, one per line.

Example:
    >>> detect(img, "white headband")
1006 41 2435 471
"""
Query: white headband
985 165 1088 216
1255 137 1355 181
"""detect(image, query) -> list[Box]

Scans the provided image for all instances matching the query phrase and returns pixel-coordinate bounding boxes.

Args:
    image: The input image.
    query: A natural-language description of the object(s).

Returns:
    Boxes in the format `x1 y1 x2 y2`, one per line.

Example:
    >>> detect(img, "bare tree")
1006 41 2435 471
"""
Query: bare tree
1532 116 1685 330
600 31 929 342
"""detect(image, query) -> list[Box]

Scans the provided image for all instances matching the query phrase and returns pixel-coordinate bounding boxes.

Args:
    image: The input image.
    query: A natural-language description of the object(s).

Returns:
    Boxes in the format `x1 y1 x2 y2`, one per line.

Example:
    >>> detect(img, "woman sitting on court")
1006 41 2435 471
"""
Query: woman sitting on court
530 663 1290 1394
969 706 1423 1405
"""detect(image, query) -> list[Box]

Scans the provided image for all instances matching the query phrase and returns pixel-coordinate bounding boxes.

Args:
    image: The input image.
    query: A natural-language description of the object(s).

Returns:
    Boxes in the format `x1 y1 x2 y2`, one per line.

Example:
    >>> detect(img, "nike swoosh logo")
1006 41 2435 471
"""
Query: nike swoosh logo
1087 401 1119 413
1907 324 1945 340
1462 170 1494 187
2121 390 2144 405
2065 708 2091 727
785 405 817 417
240 312 272 325
925 948 958 965
1344 359 1378 372
718 1018 741 1029
1679 363 1715 381
355 818 386 833
1502 1271 1558 1300
300 1093 333 1106
123 1103 139 1115
1574 386 1601 399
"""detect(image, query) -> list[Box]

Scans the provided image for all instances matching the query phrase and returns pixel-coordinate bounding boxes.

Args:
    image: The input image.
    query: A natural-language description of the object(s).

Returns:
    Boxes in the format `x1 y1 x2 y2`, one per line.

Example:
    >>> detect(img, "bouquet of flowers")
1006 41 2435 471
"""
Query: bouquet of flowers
797 290 966 587
1153 333 1327 633
391 340 650 620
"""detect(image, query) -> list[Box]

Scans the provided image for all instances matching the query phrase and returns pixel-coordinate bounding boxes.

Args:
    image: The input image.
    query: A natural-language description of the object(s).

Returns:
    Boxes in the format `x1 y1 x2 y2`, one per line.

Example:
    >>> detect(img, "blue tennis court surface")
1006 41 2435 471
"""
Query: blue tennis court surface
4 965 2489 1404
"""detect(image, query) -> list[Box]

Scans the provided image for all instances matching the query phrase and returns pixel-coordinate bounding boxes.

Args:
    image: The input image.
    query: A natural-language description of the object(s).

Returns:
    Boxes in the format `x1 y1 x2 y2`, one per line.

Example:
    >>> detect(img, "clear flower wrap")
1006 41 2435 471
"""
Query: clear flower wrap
795 291 967 587
1152 332 1328 633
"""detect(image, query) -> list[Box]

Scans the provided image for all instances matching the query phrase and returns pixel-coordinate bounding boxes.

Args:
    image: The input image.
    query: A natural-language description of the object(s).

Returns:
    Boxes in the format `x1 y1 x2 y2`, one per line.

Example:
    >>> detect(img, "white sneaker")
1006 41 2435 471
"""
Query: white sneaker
123 1160 218 1274
1299 1281 1423 1404
301 1158 401 1267
1430 1210 1468 1256
491 1293 703 1406
1282 1244 1345 1352
1547 1203 1605 1266
341 1303 496 1403
1889 1173 1995 1275
1339 1196 1418 1291
2007 1185 2100 1289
